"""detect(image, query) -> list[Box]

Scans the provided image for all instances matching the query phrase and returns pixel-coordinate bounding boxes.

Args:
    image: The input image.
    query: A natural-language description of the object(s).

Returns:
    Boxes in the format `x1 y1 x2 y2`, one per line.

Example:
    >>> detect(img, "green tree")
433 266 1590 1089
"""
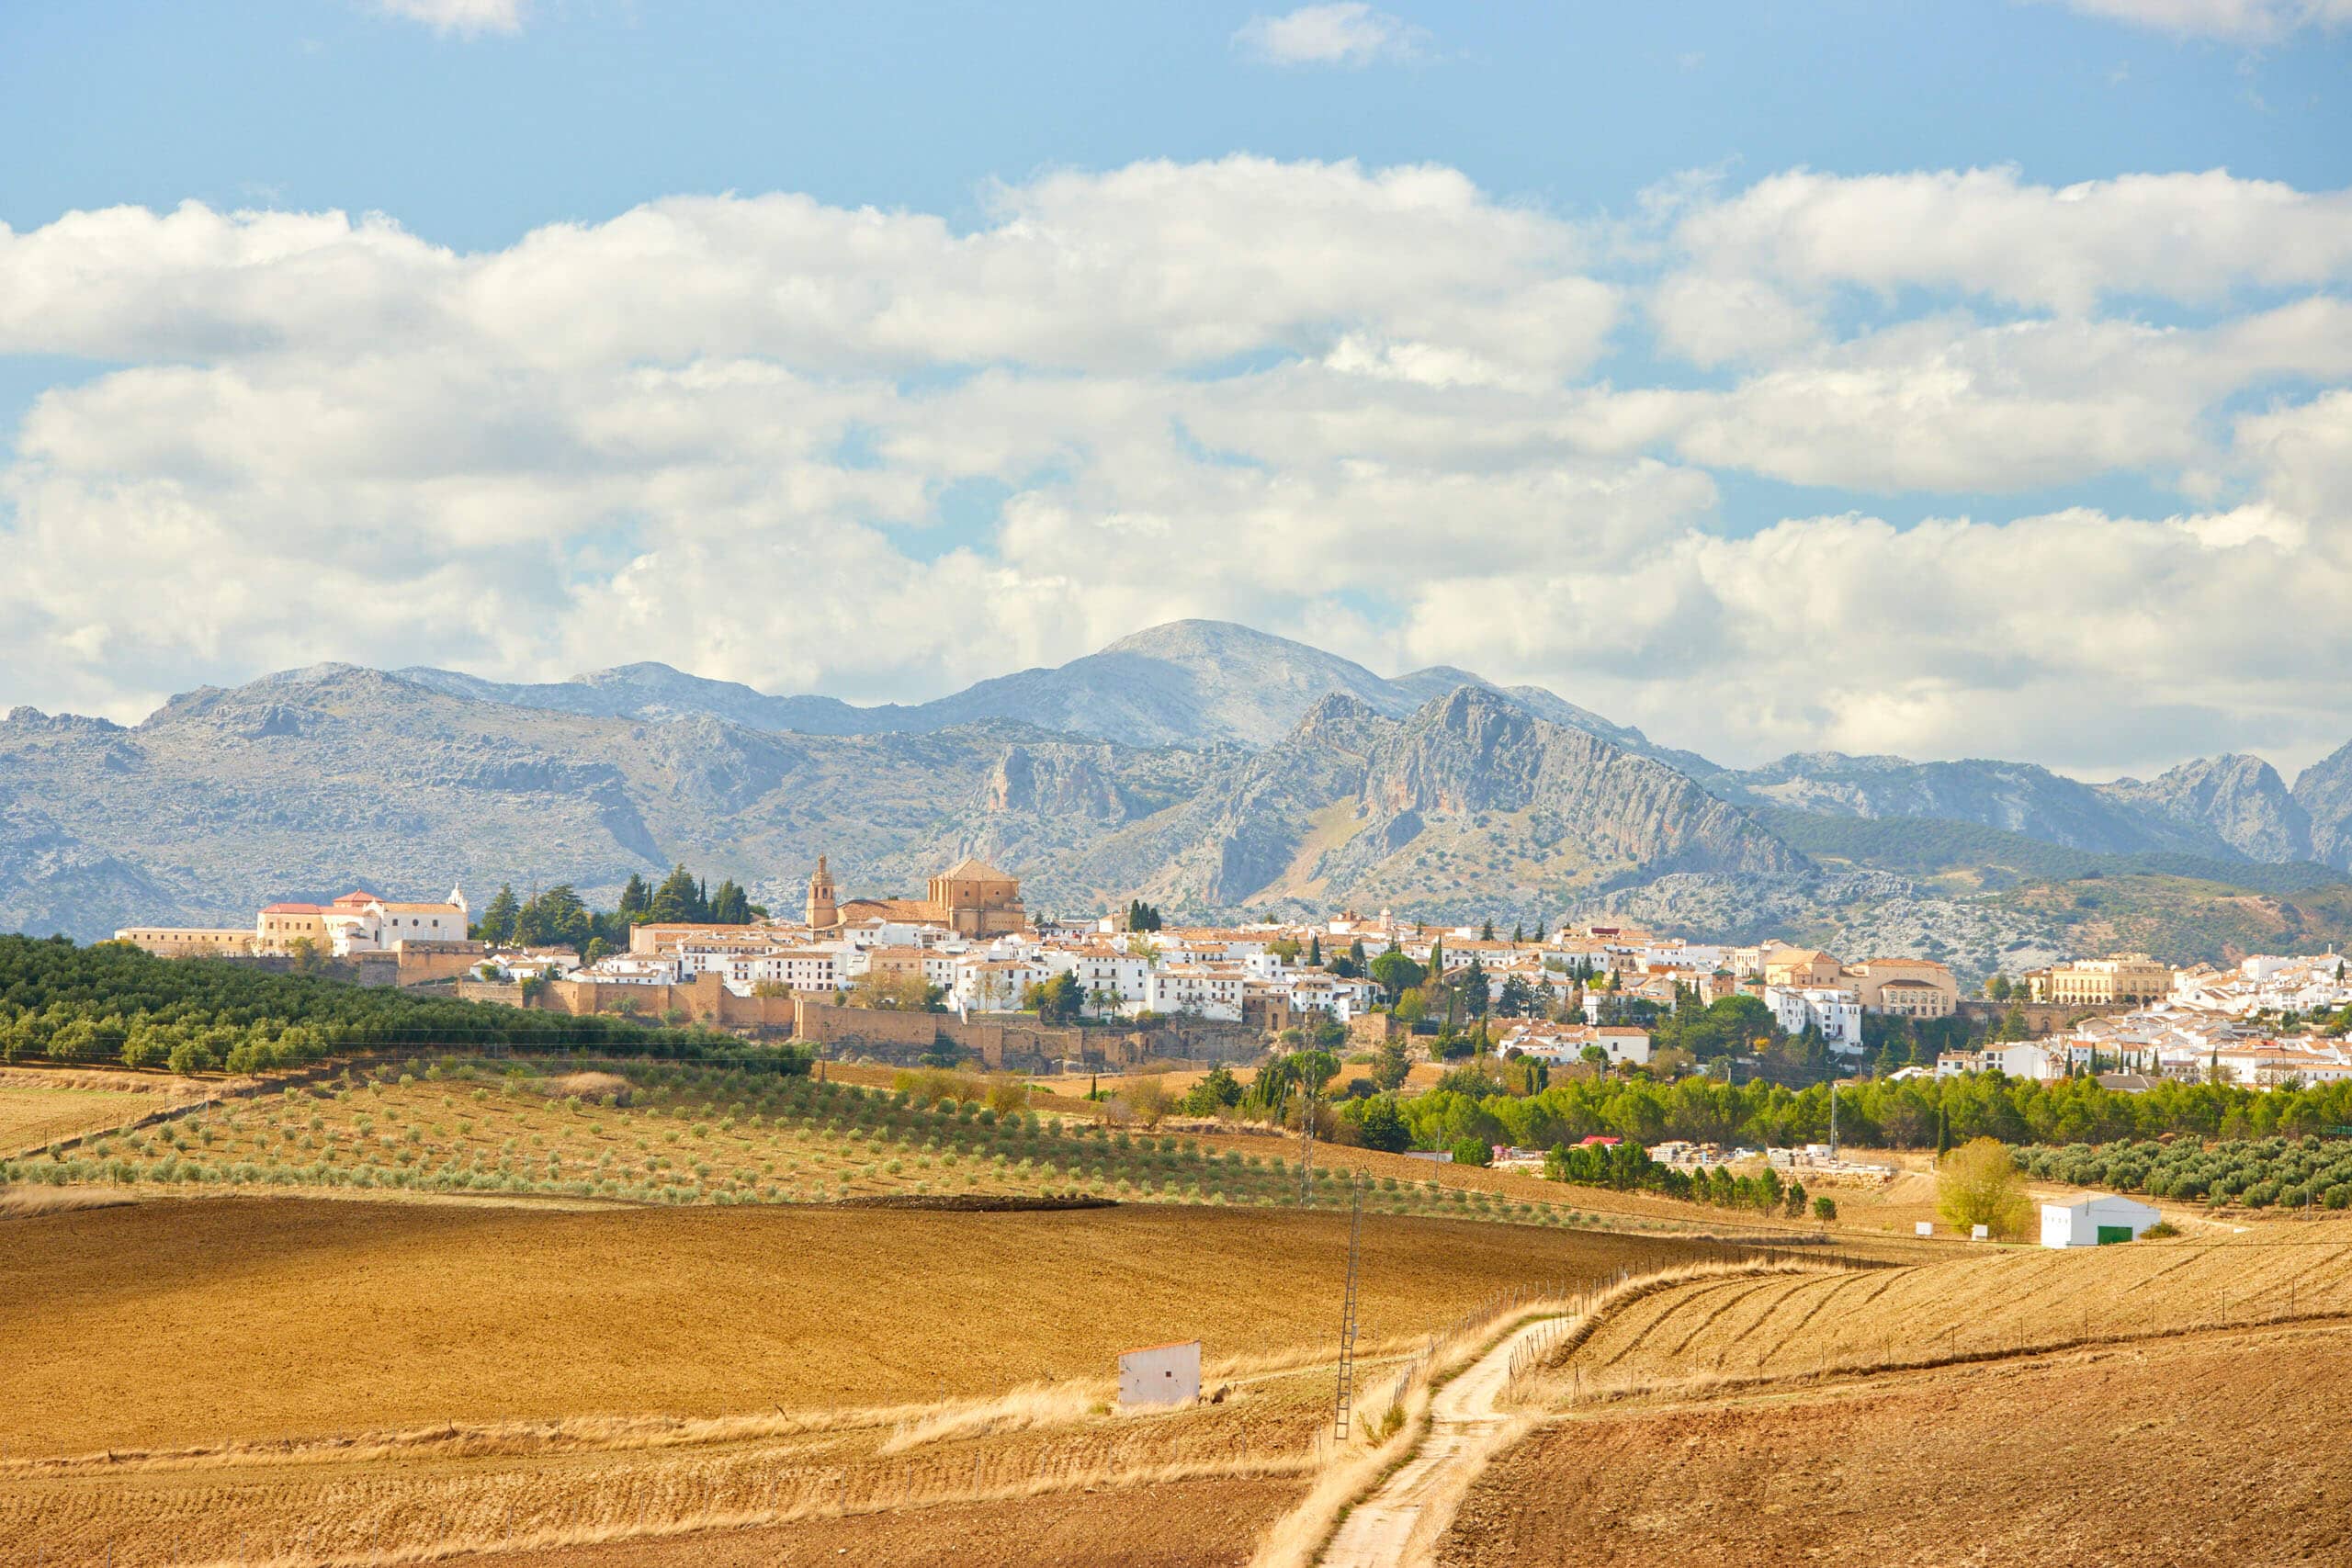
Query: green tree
649 864 707 924
1496 973 1537 1018
1369 1036 1411 1092
1350 1095 1411 1152
477 884 521 945
1936 1136 2031 1238
1023 971 1087 1023
1479 919 1496 942
1458 955 1490 1018
517 886 592 949
1369 951 1427 1004
1179 1064 1245 1115
617 873 651 919
707 878 752 925
1450 1135 1493 1167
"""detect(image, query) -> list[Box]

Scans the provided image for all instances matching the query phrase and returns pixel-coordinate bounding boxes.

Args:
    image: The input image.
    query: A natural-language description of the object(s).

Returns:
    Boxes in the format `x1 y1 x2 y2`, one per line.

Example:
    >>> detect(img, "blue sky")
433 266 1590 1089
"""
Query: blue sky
5 3 2343 242
2 1 2349 777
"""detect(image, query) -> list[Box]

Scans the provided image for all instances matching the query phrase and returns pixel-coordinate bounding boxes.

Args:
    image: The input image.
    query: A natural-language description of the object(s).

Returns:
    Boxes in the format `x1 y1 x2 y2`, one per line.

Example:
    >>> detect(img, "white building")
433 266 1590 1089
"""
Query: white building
1147 963 1246 1021
573 954 680 987
1040 945 1153 1010
1499 1022 1653 1067
954 956 1047 1013
2040 1193 2162 1248
721 946 842 993
1763 985 1866 1055
1116 1340 1201 1407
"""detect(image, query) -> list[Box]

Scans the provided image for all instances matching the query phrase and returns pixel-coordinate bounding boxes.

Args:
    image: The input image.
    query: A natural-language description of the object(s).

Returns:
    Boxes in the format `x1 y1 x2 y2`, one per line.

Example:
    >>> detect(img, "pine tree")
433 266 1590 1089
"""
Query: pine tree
650 863 702 924
617 874 651 919
1308 933 1322 967
478 884 521 945
1511 921 1523 944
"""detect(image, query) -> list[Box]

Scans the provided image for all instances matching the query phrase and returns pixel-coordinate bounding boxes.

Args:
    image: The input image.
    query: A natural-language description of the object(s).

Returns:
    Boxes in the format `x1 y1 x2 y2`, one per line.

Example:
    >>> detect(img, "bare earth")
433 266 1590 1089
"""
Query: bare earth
1441 1322 2352 1568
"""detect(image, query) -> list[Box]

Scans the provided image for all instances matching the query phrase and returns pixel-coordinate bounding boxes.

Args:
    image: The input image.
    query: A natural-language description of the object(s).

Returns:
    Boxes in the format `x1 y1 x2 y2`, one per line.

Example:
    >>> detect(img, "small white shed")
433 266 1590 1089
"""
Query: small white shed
1117 1339 1202 1408
2041 1193 2162 1249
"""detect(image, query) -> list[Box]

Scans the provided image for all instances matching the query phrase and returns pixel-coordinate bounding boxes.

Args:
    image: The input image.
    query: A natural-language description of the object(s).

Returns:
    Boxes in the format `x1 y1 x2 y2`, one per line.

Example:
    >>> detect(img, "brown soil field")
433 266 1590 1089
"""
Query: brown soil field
1443 1320 2352 1567
0 1196 1718 1460
1 1353 1340 1567
0 1354 1345 1568
1535 1228 2352 1396
489 1475 1306 1568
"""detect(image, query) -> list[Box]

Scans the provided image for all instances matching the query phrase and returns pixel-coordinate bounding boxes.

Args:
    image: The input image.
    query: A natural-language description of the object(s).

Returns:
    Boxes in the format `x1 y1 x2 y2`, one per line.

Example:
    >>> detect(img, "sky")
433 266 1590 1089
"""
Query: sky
2 0 2349 781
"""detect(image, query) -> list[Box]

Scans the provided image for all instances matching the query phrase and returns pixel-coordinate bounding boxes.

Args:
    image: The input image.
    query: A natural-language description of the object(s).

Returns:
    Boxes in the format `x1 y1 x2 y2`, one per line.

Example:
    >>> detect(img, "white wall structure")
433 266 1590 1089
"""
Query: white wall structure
2040 1193 2163 1248
1117 1339 1202 1408
1762 985 1866 1055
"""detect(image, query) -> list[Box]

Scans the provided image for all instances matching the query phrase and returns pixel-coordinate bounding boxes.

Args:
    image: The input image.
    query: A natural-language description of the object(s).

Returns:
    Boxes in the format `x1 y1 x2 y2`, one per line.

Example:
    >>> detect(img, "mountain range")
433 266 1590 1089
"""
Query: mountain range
9 618 2352 976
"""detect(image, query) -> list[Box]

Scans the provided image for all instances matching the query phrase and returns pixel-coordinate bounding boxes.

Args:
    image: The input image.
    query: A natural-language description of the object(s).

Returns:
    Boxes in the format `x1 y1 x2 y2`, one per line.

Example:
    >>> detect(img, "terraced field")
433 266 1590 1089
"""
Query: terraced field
1532 1229 2352 1398
0 1055 1856 1244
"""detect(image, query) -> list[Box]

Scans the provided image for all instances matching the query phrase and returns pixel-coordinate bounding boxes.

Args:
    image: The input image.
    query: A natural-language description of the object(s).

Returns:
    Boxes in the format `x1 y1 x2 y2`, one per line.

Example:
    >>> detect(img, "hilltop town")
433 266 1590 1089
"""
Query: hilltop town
110 854 2352 1094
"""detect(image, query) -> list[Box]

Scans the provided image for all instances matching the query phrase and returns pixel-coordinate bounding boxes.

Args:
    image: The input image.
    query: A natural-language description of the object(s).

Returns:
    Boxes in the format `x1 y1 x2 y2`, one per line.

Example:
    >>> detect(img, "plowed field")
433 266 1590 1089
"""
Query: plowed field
1546 1231 2352 1394
0 1196 1718 1459
1443 1321 2352 1567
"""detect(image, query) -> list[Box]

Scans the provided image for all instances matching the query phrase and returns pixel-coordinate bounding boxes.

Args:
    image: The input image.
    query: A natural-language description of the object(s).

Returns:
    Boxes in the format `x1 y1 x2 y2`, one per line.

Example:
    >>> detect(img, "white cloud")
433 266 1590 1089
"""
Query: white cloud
1665 166 2352 316
372 0 526 36
4 156 2350 774
2047 0 2352 40
1233 4 1426 66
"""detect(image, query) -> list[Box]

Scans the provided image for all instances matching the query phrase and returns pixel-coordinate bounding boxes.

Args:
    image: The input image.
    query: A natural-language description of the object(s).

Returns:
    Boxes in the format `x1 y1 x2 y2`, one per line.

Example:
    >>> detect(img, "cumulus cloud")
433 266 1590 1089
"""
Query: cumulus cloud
1663 166 2352 317
3 156 2349 774
1233 4 1427 66
372 0 527 36
2046 0 2352 40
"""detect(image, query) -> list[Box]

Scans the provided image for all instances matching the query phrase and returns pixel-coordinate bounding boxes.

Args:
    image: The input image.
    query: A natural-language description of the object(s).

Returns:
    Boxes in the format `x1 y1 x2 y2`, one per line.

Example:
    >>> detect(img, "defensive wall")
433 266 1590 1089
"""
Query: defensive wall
1953 998 2136 1036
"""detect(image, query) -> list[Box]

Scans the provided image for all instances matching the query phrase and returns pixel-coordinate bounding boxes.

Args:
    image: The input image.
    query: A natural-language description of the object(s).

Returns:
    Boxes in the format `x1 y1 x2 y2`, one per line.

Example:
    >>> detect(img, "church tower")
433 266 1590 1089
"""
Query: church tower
804 855 838 930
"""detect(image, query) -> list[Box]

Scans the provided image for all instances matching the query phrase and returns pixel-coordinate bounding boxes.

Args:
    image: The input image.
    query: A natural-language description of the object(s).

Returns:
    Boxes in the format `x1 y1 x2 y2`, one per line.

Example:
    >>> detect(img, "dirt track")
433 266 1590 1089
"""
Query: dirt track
1321 1315 1550 1567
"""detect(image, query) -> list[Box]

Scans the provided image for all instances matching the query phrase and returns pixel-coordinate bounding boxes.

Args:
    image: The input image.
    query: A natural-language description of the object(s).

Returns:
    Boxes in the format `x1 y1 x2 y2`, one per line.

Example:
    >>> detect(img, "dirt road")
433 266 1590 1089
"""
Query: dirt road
1317 1315 1551 1568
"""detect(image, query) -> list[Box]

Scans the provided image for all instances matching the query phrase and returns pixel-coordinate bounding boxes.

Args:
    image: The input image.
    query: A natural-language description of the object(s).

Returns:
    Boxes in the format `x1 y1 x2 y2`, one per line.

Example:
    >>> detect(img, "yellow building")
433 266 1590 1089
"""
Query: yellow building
1842 957 1960 1018
112 927 254 959
806 853 1028 939
2028 953 2172 1007
254 901 333 955
1763 945 1843 988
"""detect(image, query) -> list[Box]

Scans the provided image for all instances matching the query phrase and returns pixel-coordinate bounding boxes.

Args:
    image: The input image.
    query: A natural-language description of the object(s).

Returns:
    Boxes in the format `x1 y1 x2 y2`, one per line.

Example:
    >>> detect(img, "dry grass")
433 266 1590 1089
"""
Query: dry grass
1532 1229 2352 1398
0 1183 136 1220
486 1472 1301 1567
0 1196 1716 1460
0 1356 1342 1567
1247 1290 1591 1568
0 1080 181 1151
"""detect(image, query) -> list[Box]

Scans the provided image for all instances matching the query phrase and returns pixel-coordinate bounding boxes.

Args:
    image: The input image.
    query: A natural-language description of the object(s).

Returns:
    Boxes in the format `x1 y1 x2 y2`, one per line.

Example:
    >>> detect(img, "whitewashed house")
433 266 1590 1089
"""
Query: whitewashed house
2040 1193 2162 1248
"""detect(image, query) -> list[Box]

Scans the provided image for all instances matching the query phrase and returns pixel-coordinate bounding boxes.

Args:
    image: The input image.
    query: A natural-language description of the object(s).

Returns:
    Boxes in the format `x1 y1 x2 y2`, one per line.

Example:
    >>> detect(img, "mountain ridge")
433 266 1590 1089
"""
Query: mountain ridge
9 620 2352 968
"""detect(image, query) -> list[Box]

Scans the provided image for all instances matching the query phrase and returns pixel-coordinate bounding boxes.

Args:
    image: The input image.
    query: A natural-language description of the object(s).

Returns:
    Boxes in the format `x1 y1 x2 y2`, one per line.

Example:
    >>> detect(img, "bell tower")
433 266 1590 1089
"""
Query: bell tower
804 855 838 930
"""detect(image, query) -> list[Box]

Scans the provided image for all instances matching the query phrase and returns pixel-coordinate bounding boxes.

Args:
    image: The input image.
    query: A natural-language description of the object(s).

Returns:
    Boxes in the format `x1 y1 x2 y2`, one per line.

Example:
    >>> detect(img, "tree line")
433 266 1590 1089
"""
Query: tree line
1312 1055 2352 1156
471 864 766 955
0 936 745 1076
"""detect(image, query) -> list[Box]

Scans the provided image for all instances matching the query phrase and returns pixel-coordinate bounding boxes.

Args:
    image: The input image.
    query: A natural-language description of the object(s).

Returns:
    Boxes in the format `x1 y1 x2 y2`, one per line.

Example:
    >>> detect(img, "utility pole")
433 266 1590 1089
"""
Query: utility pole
1297 1081 1317 1206
1333 1172 1364 1441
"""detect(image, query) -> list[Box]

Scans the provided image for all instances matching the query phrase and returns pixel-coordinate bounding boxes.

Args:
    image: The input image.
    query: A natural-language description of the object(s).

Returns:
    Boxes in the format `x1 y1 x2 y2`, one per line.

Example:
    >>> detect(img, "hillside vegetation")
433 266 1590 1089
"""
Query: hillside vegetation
1755 807 2349 893
0 935 732 1072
